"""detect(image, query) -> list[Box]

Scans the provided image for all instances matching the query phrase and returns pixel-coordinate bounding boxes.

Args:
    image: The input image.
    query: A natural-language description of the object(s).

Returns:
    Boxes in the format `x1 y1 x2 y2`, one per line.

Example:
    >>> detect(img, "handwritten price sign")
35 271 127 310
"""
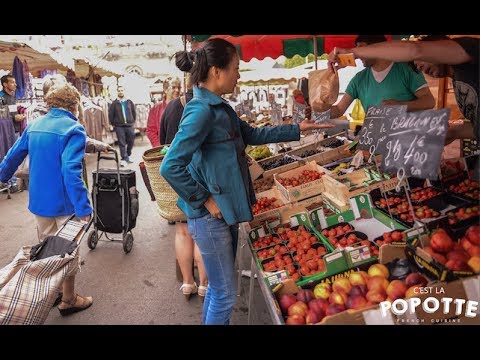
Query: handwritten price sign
382 108 450 180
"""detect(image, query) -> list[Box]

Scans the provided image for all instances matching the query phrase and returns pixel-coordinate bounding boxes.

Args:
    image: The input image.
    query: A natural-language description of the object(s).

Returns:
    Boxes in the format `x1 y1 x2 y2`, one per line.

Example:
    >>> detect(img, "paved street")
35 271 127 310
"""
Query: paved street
0 135 272 325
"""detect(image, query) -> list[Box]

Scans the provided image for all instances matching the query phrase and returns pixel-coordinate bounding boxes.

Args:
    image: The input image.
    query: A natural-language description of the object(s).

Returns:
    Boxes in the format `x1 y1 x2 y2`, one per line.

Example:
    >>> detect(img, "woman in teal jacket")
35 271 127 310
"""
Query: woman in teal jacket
160 38 333 325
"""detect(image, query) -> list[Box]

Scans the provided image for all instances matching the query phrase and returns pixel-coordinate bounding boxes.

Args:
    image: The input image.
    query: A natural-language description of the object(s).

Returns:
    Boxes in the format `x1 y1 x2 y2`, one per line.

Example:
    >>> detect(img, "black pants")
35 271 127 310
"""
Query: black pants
114 126 135 160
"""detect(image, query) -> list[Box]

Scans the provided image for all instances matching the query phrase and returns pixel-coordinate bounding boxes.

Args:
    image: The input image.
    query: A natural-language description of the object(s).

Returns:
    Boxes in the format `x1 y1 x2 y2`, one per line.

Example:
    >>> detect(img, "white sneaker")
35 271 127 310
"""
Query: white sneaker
120 160 127 167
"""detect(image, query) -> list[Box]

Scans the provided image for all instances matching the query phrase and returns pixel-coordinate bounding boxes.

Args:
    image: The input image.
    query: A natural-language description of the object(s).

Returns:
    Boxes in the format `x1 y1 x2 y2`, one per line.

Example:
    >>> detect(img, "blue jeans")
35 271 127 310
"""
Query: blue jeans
7 133 20 186
188 213 239 325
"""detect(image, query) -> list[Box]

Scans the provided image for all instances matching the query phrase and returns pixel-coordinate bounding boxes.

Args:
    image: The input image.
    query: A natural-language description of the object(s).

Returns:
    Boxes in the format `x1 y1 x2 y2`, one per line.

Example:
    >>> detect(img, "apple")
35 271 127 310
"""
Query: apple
288 301 308 317
296 289 315 304
313 283 331 300
447 249 470 263
278 293 297 315
332 277 352 295
386 280 407 301
367 263 390 279
286 314 306 325
404 272 428 288
468 245 480 258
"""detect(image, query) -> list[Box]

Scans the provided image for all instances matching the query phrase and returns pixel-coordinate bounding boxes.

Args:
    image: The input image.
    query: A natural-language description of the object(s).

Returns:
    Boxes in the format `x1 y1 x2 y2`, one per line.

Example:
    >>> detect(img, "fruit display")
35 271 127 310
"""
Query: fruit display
448 178 480 200
284 226 320 253
249 145 273 160
261 156 296 171
251 234 283 250
298 149 322 158
281 263 429 324
424 227 480 273
320 223 354 239
374 230 406 247
322 138 344 148
276 170 325 188
252 196 281 215
253 177 274 193
446 205 480 225
410 187 441 202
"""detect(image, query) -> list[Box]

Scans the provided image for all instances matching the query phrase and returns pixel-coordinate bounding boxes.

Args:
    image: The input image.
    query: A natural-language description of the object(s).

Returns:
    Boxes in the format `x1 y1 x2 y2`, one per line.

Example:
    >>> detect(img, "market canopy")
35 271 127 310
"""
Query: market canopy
73 56 124 78
189 35 359 62
0 40 74 76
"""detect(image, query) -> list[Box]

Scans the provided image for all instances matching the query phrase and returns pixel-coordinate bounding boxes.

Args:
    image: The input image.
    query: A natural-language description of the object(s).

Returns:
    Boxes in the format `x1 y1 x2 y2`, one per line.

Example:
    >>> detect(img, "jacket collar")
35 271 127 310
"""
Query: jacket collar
193 86 229 106
48 108 78 121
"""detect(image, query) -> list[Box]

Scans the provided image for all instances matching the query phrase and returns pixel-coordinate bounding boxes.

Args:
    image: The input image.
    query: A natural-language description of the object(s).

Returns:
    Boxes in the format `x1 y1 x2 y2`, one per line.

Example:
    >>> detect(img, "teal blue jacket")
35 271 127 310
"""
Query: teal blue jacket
160 86 300 225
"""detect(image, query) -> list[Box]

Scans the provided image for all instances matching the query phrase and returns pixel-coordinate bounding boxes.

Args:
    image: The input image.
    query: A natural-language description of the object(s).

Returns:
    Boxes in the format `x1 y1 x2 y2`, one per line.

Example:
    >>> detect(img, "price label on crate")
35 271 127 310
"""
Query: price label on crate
357 105 407 155
312 109 331 124
382 108 450 180
266 270 288 287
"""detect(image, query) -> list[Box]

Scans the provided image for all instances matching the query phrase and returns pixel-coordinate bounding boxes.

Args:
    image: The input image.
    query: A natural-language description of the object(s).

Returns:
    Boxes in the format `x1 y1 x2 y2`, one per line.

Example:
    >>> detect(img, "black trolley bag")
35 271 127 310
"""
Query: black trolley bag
87 150 139 253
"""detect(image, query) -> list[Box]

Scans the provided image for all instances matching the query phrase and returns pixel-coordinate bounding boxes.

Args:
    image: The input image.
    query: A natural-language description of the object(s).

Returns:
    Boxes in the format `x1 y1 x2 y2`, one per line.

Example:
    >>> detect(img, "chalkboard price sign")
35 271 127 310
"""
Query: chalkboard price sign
382 108 450 180
357 105 407 154
312 109 331 124
292 102 307 124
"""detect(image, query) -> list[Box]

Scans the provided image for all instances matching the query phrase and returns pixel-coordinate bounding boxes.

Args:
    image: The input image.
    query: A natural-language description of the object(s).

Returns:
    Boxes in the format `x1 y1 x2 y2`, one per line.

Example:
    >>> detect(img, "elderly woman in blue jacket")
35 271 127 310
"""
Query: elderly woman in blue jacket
0 83 93 316
161 38 333 325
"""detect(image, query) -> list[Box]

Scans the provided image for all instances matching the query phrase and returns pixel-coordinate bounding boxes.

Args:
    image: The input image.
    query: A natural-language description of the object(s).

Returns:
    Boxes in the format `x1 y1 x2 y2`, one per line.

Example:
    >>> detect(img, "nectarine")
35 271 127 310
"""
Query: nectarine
332 277 352 294
367 263 390 279
386 280 407 301
313 283 331 300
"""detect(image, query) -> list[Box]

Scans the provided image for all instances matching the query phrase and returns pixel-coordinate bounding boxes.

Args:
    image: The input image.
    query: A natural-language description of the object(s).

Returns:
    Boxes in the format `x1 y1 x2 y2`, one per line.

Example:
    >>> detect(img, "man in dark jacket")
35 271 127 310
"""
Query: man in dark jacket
109 86 136 166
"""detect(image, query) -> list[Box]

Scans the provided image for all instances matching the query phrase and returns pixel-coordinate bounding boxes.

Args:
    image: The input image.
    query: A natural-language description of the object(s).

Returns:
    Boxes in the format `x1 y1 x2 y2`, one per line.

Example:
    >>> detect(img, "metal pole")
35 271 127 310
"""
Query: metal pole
313 35 318 70
182 35 187 93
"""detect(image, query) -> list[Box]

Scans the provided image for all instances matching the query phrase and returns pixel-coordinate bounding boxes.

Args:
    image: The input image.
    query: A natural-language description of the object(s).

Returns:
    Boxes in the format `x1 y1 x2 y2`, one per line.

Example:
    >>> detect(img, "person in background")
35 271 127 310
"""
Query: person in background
328 35 435 119
159 80 208 300
161 38 335 325
42 75 112 153
109 86 136 167
0 83 93 316
329 35 478 144
0 74 26 193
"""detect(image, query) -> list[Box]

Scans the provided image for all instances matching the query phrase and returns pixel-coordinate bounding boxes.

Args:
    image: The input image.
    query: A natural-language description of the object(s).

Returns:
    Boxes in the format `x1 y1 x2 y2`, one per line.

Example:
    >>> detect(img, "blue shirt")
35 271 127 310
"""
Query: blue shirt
0 108 92 217
161 86 301 225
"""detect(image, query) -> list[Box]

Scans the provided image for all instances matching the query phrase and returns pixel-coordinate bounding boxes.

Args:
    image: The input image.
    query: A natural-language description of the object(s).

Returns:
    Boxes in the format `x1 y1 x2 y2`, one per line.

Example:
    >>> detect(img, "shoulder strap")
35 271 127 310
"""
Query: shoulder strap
180 95 186 108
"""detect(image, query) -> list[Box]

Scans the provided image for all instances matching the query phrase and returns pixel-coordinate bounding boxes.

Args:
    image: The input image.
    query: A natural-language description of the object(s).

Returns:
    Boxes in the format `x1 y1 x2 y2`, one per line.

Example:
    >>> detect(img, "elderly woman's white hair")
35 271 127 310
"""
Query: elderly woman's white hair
42 74 68 96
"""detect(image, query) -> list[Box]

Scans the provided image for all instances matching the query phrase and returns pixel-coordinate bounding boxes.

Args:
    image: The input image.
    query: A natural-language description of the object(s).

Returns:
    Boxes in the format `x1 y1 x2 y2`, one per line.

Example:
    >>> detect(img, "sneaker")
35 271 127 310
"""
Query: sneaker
120 160 127 167
126 158 134 164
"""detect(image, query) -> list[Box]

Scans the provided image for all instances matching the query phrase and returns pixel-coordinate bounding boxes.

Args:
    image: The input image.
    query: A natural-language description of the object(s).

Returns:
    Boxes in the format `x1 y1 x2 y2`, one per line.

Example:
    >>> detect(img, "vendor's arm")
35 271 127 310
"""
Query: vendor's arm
383 87 435 112
0 130 29 183
61 126 92 217
160 103 212 210
330 93 354 119
329 40 472 70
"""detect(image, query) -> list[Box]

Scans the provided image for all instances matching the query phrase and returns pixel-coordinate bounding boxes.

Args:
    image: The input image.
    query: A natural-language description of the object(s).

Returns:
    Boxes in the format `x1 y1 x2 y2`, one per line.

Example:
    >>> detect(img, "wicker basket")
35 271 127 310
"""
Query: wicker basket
142 146 187 222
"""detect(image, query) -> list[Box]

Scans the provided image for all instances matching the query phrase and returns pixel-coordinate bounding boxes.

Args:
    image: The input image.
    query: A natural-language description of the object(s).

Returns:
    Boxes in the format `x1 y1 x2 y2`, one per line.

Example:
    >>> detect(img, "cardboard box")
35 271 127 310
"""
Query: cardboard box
251 187 291 223
248 155 264 181
274 161 329 202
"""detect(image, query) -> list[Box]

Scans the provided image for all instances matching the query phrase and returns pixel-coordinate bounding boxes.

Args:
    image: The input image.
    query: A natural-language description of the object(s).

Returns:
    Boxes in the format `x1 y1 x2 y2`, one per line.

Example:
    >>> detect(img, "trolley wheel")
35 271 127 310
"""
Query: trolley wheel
87 230 98 250
123 233 134 254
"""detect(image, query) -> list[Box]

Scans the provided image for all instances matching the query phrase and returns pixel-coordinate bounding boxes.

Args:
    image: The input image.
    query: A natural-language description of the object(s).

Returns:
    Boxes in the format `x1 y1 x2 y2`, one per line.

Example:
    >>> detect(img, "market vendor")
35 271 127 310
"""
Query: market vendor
329 35 479 179
328 35 435 119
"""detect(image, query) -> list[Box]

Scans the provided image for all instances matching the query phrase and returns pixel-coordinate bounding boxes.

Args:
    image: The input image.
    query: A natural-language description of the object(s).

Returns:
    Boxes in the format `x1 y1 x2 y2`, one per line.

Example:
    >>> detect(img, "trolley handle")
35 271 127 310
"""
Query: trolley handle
95 149 122 191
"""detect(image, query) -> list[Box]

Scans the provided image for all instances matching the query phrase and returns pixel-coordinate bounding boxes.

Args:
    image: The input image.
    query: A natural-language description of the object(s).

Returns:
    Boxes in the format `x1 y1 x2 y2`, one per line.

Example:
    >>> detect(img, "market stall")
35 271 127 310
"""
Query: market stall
238 104 480 325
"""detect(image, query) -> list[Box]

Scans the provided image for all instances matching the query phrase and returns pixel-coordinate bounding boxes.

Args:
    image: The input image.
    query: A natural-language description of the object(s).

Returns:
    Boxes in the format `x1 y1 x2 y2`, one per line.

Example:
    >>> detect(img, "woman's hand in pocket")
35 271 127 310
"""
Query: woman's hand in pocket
204 196 223 219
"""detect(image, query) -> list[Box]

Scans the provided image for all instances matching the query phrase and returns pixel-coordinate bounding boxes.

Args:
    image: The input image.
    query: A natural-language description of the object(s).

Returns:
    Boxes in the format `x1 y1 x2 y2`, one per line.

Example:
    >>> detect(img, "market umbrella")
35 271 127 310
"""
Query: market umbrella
188 35 359 66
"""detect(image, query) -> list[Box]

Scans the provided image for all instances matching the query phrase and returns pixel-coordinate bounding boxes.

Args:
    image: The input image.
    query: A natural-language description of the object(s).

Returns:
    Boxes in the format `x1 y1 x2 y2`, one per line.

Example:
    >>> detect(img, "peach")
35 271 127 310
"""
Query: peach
366 289 387 303
346 295 368 310
308 298 328 316
367 276 389 292
287 301 308 317
349 271 367 286
325 303 346 316
467 256 480 273
405 286 421 299
447 249 470 263
367 263 390 279
404 272 428 288
467 245 480 258
460 238 473 252
332 277 352 294
305 309 323 324
328 291 348 306
431 253 447 265
286 314 306 325
313 283 331 300
386 280 407 301
349 285 368 298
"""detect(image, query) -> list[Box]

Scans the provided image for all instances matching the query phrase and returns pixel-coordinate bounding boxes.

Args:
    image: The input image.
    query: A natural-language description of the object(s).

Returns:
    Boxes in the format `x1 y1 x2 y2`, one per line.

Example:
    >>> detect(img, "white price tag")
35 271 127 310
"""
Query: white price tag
8 105 17 113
